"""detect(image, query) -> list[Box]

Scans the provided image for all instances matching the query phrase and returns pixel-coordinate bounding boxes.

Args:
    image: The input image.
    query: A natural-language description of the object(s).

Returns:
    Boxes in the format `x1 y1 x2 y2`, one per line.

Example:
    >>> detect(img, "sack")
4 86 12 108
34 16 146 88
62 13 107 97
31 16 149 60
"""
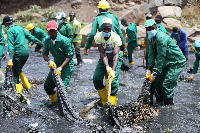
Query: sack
121 55 130 71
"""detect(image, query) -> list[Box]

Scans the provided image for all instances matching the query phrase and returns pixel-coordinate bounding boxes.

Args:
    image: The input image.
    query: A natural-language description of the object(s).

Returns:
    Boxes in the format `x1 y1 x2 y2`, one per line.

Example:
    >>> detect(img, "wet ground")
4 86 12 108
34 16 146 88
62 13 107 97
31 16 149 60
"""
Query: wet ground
0 45 200 133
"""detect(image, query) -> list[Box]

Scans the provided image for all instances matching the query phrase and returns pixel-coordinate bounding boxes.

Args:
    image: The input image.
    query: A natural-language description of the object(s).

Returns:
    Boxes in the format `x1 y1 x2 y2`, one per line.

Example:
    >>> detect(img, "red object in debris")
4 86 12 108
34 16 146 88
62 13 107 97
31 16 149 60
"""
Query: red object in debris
39 49 42 52
89 16 93 21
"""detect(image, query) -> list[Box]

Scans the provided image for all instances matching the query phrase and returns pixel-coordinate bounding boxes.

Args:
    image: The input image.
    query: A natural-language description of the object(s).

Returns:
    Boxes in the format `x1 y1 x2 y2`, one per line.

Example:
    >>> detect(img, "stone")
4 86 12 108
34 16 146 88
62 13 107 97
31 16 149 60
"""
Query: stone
81 23 96 47
157 6 182 18
136 25 146 45
162 18 182 31
164 0 187 6
71 0 82 9
183 26 200 44
144 0 163 14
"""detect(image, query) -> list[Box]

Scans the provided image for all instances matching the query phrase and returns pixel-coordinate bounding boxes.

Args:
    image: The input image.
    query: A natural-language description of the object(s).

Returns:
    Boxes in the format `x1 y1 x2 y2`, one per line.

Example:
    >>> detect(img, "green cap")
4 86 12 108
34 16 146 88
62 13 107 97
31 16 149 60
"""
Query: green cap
144 19 156 28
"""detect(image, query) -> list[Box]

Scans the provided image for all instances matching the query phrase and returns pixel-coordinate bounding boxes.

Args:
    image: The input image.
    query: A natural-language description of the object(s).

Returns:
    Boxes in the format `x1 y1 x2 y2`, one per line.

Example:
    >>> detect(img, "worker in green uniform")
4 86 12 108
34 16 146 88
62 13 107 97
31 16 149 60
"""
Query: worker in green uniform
0 22 5 70
93 17 123 106
121 18 137 65
56 12 73 43
42 20 74 103
3 15 42 91
145 19 186 106
26 23 48 52
188 40 200 81
67 11 82 65
155 15 167 34
84 0 125 55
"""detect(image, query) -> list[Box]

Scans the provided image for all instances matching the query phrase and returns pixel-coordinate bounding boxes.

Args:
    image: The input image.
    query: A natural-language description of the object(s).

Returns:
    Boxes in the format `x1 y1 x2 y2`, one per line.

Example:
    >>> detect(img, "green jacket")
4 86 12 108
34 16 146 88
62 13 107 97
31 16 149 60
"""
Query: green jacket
0 23 5 45
7 24 36 59
28 27 47 44
157 24 167 34
85 11 125 49
126 23 137 47
192 51 200 73
148 31 186 73
42 32 74 68
58 22 73 43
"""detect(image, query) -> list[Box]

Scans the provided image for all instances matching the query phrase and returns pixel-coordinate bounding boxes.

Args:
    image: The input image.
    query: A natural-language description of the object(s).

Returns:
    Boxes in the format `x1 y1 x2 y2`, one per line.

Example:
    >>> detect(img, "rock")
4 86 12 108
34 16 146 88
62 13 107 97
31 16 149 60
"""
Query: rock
136 25 146 45
81 23 96 47
183 26 200 44
164 0 187 6
162 18 182 31
71 0 82 9
157 6 182 18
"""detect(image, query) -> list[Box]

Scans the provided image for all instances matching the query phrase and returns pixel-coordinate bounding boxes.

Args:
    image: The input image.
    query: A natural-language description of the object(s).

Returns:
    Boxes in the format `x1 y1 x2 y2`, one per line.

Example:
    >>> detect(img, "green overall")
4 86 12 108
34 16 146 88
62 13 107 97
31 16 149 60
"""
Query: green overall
192 51 200 73
28 27 48 51
42 32 74 95
7 24 37 83
148 31 186 99
0 23 5 68
126 23 138 63
58 22 74 43
157 24 167 34
85 11 125 50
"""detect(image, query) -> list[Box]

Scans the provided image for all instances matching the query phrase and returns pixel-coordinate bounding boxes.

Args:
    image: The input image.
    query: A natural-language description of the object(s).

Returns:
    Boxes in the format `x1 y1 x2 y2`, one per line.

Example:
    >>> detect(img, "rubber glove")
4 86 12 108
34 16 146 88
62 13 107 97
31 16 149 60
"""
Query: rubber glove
123 47 128 56
145 72 156 83
106 66 112 74
48 60 57 69
125 43 128 48
146 70 151 76
84 48 88 55
108 70 115 81
28 44 31 48
188 74 194 81
55 67 62 76
7 59 13 67
141 41 145 47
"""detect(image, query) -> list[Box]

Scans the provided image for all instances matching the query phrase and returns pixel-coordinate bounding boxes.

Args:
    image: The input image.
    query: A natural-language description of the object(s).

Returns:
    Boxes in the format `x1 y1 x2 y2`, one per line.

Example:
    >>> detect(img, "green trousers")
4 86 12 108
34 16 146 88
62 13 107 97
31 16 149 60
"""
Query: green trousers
93 52 123 96
12 47 29 84
127 43 137 63
44 66 73 95
0 43 5 68
154 61 186 99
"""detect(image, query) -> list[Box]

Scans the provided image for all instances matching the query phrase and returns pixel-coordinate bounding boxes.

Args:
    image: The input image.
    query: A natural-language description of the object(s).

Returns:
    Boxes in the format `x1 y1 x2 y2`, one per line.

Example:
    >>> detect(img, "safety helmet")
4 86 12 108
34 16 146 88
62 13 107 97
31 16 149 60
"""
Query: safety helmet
55 12 66 19
97 0 110 9
26 23 34 31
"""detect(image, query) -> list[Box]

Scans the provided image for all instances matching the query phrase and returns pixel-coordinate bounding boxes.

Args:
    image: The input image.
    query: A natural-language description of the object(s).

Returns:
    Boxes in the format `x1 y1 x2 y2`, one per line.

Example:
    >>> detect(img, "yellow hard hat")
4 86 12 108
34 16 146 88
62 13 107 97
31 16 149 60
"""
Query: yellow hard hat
97 0 110 9
26 23 34 31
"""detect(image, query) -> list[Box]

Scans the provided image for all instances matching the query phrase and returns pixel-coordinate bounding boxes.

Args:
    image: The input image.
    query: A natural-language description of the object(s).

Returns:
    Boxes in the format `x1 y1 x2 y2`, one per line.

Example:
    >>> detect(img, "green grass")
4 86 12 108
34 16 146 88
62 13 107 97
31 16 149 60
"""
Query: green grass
169 16 180 21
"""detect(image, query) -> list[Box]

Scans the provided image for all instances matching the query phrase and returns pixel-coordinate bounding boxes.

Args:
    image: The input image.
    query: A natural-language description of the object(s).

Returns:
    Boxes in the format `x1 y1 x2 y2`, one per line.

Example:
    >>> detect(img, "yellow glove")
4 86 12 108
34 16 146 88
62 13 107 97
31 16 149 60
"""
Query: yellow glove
188 74 194 81
141 41 145 47
55 67 62 76
7 59 13 68
108 70 115 81
84 49 88 55
125 43 128 48
106 66 112 74
145 72 156 83
48 60 57 69
28 45 31 48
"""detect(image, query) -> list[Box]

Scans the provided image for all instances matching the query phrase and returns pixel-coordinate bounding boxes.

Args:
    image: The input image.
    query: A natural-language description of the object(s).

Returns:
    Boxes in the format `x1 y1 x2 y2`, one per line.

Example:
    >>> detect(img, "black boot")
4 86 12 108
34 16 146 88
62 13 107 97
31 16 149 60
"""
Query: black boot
164 98 174 106
76 53 82 65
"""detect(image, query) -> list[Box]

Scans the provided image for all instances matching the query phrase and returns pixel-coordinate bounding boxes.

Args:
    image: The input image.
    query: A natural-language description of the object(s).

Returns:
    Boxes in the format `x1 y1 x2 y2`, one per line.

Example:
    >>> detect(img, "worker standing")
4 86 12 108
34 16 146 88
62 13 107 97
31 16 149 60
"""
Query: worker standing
26 24 48 52
3 16 42 91
155 15 167 34
84 0 125 55
188 40 200 81
56 12 74 43
93 17 123 106
121 18 137 65
170 27 188 60
67 11 82 65
42 20 74 103
0 22 5 70
145 19 186 106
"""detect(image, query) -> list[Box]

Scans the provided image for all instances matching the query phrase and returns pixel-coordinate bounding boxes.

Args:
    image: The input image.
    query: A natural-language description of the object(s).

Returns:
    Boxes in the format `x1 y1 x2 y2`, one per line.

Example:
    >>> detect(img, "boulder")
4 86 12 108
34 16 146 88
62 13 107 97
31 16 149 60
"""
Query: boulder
158 6 182 18
164 0 187 6
183 26 200 44
136 25 146 45
71 0 82 9
81 23 96 47
162 18 182 31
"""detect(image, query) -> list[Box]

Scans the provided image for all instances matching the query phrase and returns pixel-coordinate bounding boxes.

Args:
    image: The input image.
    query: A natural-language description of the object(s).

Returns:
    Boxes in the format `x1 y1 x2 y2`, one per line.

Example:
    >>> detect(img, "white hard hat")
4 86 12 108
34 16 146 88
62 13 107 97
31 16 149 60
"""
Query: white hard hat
55 12 66 19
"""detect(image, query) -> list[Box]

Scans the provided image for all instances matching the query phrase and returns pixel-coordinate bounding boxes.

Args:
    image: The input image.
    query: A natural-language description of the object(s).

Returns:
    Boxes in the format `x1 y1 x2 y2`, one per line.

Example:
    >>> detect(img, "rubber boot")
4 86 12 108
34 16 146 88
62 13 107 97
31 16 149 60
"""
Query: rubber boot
164 98 174 106
110 95 116 105
129 62 134 65
48 92 57 103
16 84 22 93
19 72 31 90
97 87 108 106
76 53 82 65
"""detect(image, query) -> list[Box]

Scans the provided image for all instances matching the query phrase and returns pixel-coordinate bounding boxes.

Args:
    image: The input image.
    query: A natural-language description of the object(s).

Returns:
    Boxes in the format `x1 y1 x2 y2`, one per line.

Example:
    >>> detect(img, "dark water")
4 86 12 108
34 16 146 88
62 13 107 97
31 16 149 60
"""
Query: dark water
0 45 200 133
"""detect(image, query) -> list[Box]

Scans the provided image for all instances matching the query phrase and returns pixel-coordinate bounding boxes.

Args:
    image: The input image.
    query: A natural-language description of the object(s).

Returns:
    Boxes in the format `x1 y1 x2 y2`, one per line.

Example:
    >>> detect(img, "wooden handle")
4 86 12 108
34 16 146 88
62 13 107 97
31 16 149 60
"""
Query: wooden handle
107 78 112 103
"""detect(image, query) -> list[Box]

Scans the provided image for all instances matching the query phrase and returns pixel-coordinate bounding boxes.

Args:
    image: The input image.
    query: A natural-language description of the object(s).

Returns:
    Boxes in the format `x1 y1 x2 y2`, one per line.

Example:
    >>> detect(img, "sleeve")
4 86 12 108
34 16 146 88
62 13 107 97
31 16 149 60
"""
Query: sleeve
85 18 98 49
63 39 73 59
94 32 101 44
66 25 74 43
177 32 187 48
115 16 125 45
42 39 49 55
192 53 199 73
74 24 79 34
126 27 136 44
170 32 174 39
114 34 122 47
162 27 167 34
147 38 155 67
23 29 36 42
152 36 168 73
41 31 48 43
7 30 15 59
